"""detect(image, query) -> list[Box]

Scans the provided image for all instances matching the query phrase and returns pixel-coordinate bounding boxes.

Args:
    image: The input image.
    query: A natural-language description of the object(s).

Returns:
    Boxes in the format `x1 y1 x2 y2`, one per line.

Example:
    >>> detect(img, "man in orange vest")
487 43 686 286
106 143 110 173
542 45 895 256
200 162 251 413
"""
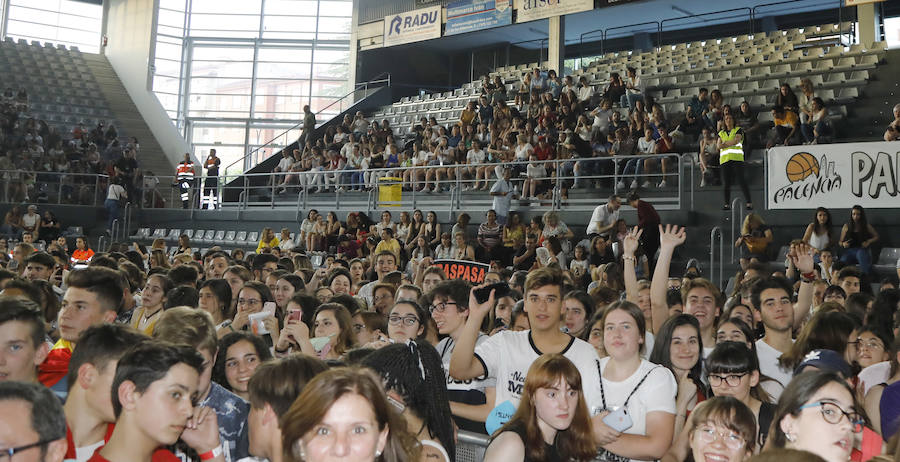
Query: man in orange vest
174 153 195 209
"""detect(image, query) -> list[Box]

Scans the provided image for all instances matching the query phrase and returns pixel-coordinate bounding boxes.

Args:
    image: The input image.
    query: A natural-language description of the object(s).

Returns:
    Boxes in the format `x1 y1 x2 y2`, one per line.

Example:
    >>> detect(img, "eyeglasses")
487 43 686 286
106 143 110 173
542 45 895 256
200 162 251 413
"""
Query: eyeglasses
694 425 746 450
388 315 419 326
707 372 748 387
798 400 864 433
1 440 52 461
856 338 884 351
237 298 261 306
429 301 458 314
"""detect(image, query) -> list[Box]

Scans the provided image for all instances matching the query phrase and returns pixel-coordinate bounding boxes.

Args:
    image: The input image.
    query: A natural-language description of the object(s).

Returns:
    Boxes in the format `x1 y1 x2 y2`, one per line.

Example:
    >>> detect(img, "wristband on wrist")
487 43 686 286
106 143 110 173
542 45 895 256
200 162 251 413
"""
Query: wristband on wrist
800 271 816 282
199 446 223 461
623 255 636 262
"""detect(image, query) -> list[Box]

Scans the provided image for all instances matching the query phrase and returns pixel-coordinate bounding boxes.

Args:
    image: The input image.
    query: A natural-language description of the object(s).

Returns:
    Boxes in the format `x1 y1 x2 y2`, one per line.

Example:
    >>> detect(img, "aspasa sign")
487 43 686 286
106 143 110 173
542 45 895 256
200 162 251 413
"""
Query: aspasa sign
767 141 900 209
383 5 442 47
514 0 594 23
433 259 490 284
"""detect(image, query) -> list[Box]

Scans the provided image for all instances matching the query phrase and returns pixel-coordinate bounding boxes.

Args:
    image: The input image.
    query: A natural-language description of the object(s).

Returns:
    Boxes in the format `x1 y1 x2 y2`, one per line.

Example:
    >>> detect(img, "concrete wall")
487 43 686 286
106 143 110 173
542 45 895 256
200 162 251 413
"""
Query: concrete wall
103 0 192 166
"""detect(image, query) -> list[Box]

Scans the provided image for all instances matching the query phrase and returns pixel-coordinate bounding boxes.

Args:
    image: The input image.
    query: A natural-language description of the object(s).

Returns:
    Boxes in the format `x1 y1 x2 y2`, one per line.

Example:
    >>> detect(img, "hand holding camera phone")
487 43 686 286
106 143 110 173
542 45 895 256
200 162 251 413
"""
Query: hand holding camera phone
602 407 633 432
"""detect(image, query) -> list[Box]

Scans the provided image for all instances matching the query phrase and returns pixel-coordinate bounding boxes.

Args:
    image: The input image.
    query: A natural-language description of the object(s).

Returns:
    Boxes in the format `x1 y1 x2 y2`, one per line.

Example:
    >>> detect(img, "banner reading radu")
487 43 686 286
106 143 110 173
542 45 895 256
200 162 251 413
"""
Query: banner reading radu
383 5 442 47
766 141 900 210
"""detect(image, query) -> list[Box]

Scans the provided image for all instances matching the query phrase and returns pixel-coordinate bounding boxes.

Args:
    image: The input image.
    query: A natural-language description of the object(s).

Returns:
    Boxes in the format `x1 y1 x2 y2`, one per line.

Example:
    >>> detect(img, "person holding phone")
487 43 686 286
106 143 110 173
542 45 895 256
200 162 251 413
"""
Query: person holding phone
428 279 497 434
595 300 677 462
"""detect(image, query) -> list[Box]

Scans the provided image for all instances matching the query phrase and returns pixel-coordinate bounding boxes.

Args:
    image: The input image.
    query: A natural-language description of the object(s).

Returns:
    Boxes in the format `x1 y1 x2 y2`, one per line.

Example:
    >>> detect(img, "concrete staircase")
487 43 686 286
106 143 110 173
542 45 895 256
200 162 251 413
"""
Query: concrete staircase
81 53 173 177
838 48 900 141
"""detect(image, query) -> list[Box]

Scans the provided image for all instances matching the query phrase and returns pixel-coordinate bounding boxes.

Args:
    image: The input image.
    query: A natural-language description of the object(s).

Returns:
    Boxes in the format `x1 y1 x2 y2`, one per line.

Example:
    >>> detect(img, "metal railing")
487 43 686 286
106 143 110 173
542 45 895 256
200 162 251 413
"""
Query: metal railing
710 226 724 289
0 170 110 206
730 197 748 264
214 152 689 214
222 73 392 176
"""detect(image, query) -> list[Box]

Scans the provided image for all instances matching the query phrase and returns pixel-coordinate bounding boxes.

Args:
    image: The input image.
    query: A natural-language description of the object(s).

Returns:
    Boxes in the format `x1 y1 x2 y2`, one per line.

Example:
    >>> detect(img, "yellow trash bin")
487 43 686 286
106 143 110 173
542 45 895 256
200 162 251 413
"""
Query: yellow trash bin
378 177 402 206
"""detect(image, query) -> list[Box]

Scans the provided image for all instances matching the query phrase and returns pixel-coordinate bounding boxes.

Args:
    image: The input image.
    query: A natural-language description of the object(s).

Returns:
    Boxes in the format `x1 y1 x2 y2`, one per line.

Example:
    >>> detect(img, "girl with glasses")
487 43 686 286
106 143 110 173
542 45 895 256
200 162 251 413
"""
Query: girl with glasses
771 370 863 462
688 397 757 462
229 281 274 334
385 301 428 344
663 342 774 462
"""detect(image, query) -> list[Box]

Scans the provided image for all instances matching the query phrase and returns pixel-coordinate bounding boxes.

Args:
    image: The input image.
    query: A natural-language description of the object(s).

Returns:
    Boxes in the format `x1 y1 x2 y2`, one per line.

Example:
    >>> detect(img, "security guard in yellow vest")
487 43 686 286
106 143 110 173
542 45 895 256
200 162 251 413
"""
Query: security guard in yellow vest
717 114 752 210
175 152 195 209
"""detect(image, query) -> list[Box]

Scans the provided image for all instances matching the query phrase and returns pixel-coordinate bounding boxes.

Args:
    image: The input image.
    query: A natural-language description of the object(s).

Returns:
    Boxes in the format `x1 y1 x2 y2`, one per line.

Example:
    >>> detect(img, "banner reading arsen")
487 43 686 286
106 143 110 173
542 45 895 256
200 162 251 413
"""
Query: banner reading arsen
433 259 491 284
766 141 900 209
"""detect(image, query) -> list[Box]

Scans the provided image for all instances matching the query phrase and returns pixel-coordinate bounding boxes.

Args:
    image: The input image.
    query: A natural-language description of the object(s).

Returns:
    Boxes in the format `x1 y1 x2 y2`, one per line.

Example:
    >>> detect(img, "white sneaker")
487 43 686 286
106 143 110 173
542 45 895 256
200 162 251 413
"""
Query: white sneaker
630 180 638 189
641 180 651 188
700 177 707 187
616 181 625 190
657 179 667 188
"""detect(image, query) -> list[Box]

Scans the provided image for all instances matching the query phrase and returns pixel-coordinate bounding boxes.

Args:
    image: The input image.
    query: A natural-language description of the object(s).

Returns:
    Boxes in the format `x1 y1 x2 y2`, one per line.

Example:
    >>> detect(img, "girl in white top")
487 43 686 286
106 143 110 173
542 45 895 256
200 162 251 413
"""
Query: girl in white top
522 153 547 200
802 207 833 253
465 140 487 190
595 301 677 462
513 134 533 162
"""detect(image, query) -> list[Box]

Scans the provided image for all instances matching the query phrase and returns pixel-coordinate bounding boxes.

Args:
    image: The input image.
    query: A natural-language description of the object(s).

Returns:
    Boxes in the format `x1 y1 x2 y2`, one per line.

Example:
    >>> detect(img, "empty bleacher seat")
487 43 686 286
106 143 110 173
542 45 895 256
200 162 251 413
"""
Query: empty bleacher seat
874 248 900 274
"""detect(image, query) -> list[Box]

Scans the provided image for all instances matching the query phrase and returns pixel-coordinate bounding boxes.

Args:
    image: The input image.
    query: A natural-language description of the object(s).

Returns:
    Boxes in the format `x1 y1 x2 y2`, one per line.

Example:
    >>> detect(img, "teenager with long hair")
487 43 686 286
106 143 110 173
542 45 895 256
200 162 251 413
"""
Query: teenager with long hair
484 354 596 462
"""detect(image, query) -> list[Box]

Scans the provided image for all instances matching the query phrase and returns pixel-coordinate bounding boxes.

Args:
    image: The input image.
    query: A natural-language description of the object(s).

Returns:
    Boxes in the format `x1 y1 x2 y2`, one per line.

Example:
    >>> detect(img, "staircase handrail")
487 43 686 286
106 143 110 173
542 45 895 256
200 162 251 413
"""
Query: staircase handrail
222 73 392 176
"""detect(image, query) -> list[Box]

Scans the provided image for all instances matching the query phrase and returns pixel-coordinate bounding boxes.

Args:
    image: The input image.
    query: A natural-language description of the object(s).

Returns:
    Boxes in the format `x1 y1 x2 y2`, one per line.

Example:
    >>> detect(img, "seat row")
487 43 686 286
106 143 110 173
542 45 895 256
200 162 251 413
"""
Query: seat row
132 227 303 251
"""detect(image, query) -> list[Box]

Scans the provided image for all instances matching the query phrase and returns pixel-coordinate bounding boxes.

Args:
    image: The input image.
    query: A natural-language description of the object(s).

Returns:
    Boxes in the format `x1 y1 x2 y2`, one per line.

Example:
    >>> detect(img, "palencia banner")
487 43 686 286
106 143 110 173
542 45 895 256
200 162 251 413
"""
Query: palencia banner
513 0 593 23
766 141 900 209
383 5 442 47
433 259 491 284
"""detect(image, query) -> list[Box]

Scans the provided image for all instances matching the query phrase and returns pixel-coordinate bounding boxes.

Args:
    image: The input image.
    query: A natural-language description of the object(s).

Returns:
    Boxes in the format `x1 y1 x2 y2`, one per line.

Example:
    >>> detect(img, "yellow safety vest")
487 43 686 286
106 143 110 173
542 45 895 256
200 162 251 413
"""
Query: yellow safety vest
718 127 744 164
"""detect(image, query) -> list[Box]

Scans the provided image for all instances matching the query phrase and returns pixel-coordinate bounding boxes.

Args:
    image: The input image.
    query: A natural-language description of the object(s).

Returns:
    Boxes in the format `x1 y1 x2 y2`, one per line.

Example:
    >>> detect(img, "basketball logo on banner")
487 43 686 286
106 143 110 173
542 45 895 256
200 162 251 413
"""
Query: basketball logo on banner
785 152 820 183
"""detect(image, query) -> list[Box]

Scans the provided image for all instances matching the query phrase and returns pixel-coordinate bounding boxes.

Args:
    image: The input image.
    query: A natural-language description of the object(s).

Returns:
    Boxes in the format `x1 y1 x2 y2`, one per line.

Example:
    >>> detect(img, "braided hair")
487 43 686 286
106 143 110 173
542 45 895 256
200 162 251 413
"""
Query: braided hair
362 340 455 460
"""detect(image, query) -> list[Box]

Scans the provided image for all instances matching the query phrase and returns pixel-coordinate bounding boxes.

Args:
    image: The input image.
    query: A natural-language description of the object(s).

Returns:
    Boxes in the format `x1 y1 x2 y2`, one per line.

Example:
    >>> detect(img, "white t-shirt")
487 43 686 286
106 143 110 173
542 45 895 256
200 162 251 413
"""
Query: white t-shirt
490 178 512 217
587 203 619 236
756 338 793 400
466 149 486 165
596 357 677 462
473 330 602 411
438 334 496 395
513 143 533 161
71 439 104 462
858 361 892 396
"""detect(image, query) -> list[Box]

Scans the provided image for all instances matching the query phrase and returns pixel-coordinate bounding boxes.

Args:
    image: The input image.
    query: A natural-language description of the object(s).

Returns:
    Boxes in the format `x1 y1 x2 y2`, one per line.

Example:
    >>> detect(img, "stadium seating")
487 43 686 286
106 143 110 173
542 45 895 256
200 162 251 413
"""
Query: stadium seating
0 38 117 130
372 24 885 138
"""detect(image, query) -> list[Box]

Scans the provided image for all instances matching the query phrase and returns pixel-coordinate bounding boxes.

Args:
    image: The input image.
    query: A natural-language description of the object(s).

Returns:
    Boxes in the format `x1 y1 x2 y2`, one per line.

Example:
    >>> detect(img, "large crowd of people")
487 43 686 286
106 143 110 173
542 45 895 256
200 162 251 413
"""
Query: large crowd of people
0 192 897 462
268 65 868 201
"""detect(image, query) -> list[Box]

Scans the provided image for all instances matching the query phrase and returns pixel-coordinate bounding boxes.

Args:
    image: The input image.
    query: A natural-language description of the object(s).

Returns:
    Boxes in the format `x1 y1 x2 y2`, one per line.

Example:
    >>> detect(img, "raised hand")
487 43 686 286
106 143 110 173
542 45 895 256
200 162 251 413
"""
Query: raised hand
659 224 687 249
467 285 495 322
622 226 643 257
788 241 816 275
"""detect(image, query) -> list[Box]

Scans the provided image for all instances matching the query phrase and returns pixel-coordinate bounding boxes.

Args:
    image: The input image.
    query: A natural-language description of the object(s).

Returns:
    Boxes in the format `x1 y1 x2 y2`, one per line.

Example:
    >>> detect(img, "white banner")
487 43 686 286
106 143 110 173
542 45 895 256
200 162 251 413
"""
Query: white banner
767 141 900 210
514 0 594 23
383 5 442 47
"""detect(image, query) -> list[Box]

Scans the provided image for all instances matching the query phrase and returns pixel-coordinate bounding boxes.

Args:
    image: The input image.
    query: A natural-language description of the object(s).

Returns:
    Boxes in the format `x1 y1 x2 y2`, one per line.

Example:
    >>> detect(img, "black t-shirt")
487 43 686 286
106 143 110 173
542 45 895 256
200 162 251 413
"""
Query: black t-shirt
514 247 536 271
502 421 562 462
115 157 138 176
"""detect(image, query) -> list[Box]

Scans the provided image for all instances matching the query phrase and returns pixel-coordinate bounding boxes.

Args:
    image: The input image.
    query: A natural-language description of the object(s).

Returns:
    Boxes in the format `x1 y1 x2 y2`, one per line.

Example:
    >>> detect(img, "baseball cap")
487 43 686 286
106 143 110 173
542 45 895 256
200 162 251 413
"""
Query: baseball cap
795 349 851 378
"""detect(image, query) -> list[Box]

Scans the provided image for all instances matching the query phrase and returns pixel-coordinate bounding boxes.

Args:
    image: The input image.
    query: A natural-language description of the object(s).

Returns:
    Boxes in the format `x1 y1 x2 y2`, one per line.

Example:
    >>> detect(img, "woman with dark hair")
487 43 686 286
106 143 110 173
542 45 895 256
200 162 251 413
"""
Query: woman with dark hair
596 301 677 461
281 367 420 462
228 280 278 341
778 310 856 371
363 340 455 462
563 290 594 338
663 341 774 462
199 278 233 328
770 371 862 462
650 314 709 441
776 83 799 114
213 331 273 401
721 304 755 332
716 316 756 350
327 267 353 296
130 273 174 334
312 303 356 360
484 354 596 462
839 205 879 274
863 337 900 437
37 210 60 242
803 207 833 255
273 273 305 311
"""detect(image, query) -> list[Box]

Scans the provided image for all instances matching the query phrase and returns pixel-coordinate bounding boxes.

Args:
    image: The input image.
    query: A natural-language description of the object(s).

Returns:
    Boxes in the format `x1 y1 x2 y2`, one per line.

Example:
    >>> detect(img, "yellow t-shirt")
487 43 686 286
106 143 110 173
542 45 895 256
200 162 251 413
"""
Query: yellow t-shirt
375 238 401 261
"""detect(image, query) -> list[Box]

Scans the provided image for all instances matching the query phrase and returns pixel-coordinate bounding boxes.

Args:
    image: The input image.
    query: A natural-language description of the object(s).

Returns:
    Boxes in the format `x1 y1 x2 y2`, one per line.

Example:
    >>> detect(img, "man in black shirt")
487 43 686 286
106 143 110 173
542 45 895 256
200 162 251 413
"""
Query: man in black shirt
512 233 539 271
114 148 139 203
203 149 220 209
